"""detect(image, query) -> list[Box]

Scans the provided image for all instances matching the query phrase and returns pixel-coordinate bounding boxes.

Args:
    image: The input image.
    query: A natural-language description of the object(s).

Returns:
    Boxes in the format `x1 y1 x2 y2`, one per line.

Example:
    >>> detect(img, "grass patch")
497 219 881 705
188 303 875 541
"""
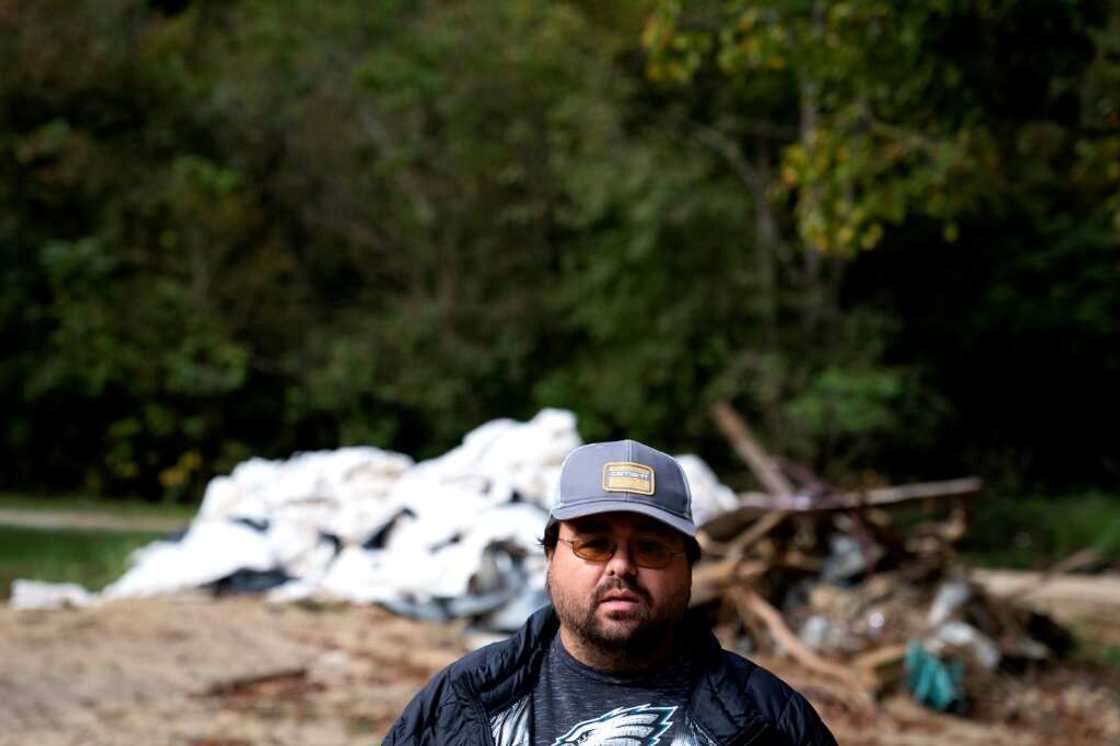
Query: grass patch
0 525 166 599
1085 646 1120 670
960 491 1120 569
1084 640 1120 663
0 492 198 521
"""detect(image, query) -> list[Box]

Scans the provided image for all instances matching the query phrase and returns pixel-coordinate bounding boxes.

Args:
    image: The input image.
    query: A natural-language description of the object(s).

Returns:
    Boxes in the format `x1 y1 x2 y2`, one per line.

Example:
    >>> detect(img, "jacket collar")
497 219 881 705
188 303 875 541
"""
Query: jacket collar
466 603 773 744
467 604 559 713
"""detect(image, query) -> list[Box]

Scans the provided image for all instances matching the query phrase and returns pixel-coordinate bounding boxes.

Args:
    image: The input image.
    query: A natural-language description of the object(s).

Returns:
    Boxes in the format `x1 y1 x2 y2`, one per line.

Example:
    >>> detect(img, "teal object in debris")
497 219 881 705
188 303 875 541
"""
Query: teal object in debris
904 641 967 713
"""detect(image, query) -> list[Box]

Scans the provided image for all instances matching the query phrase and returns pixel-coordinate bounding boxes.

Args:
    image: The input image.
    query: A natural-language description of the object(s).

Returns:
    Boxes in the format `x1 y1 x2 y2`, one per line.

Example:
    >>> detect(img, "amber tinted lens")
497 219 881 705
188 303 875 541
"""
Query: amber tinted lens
631 539 674 568
570 537 615 562
568 537 676 567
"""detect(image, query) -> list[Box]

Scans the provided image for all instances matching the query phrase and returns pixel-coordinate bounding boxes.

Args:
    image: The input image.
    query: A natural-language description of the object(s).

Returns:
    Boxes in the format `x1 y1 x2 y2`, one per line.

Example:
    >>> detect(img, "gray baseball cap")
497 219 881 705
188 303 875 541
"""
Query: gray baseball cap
549 439 696 537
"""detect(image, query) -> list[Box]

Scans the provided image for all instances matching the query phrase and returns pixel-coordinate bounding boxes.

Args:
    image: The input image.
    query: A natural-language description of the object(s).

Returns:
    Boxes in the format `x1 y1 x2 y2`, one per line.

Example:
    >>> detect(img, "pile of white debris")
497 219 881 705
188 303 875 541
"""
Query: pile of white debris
10 409 739 630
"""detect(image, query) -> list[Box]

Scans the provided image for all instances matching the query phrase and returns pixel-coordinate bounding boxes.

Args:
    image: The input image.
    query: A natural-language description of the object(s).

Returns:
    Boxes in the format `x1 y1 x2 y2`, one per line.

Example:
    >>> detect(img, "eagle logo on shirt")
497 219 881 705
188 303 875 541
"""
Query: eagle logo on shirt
551 704 677 745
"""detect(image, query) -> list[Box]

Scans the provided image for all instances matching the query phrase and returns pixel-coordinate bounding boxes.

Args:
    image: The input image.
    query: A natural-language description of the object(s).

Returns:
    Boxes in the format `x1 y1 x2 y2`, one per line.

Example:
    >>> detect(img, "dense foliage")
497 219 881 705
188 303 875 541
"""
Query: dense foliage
1 0 1117 501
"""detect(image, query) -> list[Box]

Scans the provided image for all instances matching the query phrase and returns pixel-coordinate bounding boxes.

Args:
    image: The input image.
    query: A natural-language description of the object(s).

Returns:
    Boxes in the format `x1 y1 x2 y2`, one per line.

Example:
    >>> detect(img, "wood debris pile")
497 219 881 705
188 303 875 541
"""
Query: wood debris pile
691 402 1077 713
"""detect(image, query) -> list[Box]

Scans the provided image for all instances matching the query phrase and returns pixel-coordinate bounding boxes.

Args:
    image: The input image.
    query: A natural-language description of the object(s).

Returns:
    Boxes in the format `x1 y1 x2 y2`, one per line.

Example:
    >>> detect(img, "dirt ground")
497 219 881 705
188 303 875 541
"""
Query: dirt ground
2 594 1118 746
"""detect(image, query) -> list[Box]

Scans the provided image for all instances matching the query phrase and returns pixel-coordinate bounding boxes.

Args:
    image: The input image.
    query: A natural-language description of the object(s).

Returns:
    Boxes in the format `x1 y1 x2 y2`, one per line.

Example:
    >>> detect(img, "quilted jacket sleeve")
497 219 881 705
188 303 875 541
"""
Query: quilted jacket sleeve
710 651 838 746
382 662 483 746
381 667 446 746
774 688 837 746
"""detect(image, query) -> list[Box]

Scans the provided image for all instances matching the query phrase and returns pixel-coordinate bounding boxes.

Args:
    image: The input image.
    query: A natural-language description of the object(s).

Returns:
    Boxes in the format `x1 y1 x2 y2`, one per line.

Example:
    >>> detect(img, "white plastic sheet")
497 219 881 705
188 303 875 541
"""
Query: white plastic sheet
9 579 96 610
11 409 741 631
101 520 275 599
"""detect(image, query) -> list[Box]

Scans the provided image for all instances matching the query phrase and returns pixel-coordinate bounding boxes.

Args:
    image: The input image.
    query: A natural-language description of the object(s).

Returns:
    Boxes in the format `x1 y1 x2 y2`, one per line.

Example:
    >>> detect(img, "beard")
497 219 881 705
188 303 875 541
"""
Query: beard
547 568 690 657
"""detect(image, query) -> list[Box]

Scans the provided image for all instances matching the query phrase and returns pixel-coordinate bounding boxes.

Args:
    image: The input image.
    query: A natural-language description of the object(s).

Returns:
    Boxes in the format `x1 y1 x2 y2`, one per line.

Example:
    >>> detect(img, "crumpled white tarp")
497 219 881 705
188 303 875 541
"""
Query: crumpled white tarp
10 409 741 629
101 520 276 599
9 579 96 610
676 454 740 526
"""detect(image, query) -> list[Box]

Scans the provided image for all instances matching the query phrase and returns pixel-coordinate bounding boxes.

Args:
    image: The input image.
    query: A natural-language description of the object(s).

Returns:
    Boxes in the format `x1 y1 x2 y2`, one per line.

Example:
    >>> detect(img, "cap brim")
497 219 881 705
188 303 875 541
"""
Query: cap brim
549 498 696 537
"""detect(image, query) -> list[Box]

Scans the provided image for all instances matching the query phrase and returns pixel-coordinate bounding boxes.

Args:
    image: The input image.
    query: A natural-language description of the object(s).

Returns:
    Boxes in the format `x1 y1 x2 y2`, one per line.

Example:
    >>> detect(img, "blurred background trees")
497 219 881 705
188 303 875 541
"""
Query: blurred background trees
1 0 1117 502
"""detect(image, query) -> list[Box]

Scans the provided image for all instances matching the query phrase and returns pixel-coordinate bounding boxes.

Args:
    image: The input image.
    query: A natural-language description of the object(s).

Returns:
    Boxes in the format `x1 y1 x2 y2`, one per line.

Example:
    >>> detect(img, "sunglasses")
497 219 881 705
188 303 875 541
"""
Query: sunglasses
557 535 686 569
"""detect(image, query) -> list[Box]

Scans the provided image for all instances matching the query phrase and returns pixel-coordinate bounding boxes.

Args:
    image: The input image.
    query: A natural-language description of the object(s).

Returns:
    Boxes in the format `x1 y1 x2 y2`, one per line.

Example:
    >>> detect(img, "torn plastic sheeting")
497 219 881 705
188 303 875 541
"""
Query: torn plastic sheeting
478 585 551 633
9 580 96 610
383 481 512 554
930 620 1001 670
272 541 541 623
798 614 857 653
286 502 548 607
198 446 413 526
821 535 882 584
380 552 531 623
10 409 745 633
905 641 968 713
327 496 415 547
210 568 294 596
267 546 382 605
264 519 341 579
265 502 549 627
400 409 580 510
928 580 972 627
675 454 740 526
361 508 414 550
101 519 275 599
388 502 547 598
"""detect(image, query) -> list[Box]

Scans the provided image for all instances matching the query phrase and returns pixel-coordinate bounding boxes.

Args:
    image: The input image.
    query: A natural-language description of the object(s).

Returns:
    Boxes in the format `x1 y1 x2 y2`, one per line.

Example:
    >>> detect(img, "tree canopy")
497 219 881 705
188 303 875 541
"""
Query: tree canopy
1 0 1117 500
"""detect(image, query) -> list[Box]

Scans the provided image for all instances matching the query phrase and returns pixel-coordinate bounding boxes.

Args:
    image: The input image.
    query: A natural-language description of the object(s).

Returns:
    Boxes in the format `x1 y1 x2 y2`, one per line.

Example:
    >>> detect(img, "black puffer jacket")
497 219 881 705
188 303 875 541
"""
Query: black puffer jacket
383 605 837 745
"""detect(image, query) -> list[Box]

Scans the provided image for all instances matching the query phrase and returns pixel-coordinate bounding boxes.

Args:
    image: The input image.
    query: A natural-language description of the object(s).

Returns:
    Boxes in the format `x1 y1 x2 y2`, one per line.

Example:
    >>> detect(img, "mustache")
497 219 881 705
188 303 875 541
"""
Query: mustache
593 577 651 605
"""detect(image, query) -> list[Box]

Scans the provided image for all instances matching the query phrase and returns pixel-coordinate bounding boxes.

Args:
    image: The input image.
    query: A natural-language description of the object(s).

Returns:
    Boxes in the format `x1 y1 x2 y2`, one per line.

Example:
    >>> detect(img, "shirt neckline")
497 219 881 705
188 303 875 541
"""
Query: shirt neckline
550 635 692 688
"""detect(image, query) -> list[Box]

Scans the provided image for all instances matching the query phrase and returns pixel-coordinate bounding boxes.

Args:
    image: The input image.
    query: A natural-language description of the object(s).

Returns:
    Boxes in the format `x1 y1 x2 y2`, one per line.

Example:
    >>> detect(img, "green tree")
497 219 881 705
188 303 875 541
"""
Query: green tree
642 0 1119 482
1 0 1116 499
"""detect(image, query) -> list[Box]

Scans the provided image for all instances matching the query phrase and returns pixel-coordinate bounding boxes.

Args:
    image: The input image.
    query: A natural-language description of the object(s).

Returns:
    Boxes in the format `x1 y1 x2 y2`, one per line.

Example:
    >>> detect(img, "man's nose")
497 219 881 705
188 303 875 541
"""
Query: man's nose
605 540 638 577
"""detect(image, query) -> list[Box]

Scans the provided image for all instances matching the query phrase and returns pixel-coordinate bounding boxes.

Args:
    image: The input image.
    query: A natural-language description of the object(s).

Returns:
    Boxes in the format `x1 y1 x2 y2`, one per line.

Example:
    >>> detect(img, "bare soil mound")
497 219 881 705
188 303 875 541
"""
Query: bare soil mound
1 597 1116 745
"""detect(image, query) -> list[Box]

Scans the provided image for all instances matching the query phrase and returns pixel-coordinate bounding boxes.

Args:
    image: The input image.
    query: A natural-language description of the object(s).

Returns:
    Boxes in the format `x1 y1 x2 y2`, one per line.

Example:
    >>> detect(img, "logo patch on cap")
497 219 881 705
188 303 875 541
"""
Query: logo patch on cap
601 461 655 495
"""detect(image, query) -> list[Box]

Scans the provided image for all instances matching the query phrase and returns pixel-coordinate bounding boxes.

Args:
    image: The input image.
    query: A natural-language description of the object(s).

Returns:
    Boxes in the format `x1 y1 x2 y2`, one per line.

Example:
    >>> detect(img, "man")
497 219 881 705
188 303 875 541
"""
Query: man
385 439 837 745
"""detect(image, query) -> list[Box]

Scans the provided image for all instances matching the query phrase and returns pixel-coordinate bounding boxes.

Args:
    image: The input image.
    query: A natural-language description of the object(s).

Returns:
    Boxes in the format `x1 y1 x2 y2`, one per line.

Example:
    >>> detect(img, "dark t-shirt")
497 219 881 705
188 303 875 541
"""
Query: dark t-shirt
529 637 695 746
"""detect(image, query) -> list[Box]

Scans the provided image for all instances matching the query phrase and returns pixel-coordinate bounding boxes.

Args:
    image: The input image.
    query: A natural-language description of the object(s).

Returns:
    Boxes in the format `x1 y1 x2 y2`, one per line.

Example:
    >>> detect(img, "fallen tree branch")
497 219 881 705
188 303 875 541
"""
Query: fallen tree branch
726 511 787 560
850 643 908 693
731 478 983 513
728 586 875 697
710 402 795 556
858 478 983 505
710 401 794 497
981 547 1102 601
690 558 769 606
202 667 309 698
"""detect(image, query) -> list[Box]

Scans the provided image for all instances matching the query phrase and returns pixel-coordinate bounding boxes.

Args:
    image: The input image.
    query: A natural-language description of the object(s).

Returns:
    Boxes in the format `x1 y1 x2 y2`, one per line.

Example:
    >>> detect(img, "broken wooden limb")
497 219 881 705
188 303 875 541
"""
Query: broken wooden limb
700 526 822 569
202 667 310 698
692 546 823 606
726 511 788 560
973 567 1120 607
710 401 794 497
859 478 983 506
978 548 1103 601
850 643 908 694
695 529 731 557
690 558 769 606
776 456 841 500
779 549 824 572
851 643 908 673
732 477 984 513
712 479 985 526
709 401 799 557
728 586 876 698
